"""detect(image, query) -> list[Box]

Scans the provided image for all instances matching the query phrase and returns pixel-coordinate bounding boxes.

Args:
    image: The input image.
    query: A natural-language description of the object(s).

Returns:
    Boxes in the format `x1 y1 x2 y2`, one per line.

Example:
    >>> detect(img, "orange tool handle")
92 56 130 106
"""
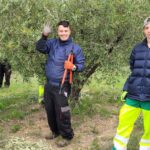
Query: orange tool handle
61 54 72 86
69 54 74 84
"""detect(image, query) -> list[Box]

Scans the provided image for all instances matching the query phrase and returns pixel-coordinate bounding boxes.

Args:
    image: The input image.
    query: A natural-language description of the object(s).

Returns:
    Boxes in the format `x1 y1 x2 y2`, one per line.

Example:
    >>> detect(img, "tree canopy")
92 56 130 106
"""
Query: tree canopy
0 0 150 99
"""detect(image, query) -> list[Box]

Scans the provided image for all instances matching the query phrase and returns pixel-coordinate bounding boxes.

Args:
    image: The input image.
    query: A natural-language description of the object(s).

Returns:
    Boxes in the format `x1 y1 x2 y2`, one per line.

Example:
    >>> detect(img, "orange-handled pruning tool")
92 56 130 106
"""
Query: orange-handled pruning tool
59 50 74 94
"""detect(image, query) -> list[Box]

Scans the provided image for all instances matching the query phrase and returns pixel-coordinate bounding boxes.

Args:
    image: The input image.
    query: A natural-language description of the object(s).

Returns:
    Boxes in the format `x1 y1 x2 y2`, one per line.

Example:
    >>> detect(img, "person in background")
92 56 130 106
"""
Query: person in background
0 59 12 88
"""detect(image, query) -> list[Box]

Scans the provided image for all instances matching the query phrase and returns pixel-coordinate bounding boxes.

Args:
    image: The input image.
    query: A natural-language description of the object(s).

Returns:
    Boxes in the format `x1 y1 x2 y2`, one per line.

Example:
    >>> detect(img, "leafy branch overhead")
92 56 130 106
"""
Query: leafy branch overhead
0 0 149 99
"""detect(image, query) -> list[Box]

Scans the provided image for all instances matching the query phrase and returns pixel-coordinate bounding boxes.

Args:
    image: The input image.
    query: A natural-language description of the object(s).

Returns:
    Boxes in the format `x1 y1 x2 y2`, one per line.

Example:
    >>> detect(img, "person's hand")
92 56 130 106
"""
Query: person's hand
43 23 52 36
64 61 75 70
121 91 127 101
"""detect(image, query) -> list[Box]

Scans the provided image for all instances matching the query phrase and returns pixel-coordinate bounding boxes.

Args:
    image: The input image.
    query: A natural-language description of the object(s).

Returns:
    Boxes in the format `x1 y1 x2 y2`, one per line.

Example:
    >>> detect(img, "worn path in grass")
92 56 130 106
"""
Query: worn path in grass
1 103 118 150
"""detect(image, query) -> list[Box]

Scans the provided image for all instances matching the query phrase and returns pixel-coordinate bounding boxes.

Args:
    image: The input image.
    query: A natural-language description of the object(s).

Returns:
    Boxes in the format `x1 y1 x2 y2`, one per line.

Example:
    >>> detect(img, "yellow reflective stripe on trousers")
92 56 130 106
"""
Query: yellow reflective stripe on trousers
140 139 150 149
114 141 127 150
141 139 150 144
115 134 129 144
114 134 128 150
113 104 140 150
140 146 150 150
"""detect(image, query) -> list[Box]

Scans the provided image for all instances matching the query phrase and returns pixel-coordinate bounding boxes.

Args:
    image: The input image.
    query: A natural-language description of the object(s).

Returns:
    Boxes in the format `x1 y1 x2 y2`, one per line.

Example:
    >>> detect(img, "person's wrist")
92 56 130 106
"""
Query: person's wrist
41 33 49 40
42 32 49 37
72 65 77 71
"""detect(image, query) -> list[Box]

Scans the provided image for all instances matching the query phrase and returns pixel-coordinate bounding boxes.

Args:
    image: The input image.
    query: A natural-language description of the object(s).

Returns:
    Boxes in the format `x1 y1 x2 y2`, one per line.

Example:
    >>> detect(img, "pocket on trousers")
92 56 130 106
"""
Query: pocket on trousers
60 106 71 120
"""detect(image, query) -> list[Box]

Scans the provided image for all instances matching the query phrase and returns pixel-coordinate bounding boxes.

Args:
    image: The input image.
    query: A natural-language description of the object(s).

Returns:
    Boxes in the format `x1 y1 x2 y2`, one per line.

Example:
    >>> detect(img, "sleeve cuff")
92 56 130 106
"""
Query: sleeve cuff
42 34 48 40
72 65 78 71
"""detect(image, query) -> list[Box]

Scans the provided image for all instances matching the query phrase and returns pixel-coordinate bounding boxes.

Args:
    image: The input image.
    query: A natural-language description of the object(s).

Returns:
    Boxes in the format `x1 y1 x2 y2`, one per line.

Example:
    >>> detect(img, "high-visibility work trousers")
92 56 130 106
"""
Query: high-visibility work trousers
113 98 150 150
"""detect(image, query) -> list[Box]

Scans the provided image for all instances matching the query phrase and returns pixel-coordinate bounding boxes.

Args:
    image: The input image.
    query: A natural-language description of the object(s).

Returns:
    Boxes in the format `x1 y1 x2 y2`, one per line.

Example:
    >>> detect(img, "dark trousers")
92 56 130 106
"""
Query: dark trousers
0 64 11 87
44 82 74 140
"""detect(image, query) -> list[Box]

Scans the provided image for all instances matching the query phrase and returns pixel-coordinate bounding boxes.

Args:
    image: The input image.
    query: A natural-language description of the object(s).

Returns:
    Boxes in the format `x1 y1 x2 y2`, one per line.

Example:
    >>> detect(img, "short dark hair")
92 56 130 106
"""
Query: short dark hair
57 20 70 27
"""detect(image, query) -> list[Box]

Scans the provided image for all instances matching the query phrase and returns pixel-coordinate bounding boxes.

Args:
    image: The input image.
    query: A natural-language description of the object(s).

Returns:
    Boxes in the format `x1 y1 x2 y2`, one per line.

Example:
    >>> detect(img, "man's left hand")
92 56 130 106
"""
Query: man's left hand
64 61 75 70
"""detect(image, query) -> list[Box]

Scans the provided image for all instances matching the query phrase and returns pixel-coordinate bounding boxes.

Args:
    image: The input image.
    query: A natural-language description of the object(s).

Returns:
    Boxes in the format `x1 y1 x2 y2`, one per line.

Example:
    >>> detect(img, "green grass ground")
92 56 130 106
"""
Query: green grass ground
0 73 38 121
0 71 143 150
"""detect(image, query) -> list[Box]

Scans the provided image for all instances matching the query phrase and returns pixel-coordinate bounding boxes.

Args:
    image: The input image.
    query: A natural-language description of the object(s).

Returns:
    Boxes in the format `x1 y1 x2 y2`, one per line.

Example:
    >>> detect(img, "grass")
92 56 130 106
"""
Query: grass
0 70 144 149
72 73 126 119
0 72 39 122
72 71 144 149
4 137 50 150
90 138 101 150
11 124 21 133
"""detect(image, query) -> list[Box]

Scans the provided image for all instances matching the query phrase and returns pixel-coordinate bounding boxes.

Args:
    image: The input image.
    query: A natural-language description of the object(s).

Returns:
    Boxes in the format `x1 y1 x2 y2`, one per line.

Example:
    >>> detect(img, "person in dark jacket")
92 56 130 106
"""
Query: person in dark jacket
0 59 12 88
36 20 85 147
112 17 150 150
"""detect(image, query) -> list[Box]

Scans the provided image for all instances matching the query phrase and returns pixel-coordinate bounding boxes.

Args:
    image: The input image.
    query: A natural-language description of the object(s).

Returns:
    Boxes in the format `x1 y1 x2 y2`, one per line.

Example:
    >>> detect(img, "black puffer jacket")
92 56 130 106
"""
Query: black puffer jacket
123 38 150 101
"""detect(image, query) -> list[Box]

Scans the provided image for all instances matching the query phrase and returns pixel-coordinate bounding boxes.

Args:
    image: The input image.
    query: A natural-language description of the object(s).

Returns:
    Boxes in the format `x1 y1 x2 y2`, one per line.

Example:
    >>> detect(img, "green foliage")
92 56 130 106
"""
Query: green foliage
0 0 150 97
8 110 28 120
72 75 121 119
90 138 101 150
98 107 111 118
11 124 21 133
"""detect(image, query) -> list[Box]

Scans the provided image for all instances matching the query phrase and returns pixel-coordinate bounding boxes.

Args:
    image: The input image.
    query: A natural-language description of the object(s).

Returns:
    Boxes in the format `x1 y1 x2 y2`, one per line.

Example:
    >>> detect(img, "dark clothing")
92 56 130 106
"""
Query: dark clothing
123 38 150 101
0 61 11 88
36 36 85 139
44 82 74 139
36 36 85 86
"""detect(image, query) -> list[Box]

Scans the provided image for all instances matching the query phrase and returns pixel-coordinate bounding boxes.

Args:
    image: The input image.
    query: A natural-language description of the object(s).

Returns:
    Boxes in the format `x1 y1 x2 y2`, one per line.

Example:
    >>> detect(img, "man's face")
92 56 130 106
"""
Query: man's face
144 22 150 39
57 25 71 41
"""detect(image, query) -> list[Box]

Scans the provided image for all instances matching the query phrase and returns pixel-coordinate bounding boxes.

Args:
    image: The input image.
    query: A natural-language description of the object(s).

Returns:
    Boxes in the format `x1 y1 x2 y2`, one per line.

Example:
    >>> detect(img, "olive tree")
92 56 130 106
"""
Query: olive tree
0 0 149 100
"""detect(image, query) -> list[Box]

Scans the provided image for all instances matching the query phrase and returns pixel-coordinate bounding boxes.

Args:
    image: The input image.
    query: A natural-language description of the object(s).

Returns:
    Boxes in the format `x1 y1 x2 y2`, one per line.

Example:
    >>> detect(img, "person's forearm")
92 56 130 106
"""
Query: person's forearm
36 35 48 54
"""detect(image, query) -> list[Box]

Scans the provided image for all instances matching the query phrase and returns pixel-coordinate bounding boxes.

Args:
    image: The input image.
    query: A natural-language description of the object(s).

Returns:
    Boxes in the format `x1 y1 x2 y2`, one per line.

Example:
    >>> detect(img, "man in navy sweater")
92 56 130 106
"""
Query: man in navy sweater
36 20 85 147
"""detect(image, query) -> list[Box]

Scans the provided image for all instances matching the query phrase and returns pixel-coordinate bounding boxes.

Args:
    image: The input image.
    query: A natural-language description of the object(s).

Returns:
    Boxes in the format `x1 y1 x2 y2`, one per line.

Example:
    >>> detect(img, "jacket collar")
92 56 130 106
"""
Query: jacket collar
58 37 72 46
142 38 148 46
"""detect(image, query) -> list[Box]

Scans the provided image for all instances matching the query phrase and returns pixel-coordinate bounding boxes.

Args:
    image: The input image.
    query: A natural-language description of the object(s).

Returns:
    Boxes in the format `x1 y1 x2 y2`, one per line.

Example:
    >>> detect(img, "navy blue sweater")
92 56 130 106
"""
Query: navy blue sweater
36 36 85 86
124 38 150 101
